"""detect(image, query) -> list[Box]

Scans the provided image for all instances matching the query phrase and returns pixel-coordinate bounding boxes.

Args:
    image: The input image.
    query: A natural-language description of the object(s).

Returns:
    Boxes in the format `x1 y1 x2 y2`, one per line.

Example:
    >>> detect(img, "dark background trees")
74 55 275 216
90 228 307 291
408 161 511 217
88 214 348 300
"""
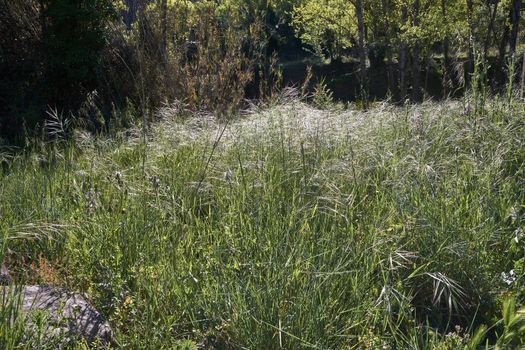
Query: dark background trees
0 0 524 143
41 0 115 108
0 0 115 141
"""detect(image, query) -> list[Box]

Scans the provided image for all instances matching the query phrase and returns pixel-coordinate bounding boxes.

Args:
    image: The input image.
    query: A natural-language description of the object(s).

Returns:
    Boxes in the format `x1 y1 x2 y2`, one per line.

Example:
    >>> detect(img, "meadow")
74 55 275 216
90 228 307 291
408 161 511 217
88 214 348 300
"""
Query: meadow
1 92 525 348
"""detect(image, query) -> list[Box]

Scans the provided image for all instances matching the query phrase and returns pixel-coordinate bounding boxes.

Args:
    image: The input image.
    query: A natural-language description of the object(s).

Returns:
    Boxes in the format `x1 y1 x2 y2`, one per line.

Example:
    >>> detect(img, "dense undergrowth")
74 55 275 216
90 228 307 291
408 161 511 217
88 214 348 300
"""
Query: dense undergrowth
1 92 525 349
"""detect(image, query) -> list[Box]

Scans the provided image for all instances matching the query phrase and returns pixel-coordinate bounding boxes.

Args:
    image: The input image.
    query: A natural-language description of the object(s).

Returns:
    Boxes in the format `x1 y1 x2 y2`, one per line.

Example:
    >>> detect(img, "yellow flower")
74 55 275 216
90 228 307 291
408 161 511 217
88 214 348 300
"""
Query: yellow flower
123 296 134 308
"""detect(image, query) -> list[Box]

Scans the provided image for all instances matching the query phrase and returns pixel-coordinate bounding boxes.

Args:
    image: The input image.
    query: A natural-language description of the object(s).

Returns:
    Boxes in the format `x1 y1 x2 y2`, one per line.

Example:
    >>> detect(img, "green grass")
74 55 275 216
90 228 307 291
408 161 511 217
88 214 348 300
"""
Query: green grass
1 94 525 349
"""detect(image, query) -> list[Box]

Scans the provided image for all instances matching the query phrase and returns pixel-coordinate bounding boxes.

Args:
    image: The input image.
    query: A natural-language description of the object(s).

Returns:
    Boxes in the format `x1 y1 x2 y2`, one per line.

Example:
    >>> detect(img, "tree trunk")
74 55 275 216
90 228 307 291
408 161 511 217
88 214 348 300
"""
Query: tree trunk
441 0 451 95
521 50 525 98
386 46 396 99
125 0 136 28
465 0 474 86
484 1 498 60
355 0 368 106
399 5 408 102
411 0 421 102
138 0 146 42
161 0 167 61
381 0 397 99
39 0 47 36
510 0 522 57
499 16 510 66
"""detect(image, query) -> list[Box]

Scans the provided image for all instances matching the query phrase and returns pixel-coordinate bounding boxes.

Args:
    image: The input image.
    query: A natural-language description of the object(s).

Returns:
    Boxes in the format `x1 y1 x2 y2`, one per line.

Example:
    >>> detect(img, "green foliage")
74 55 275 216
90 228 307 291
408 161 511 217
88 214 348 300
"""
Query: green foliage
2 93 525 347
495 297 525 349
311 77 334 108
292 0 356 58
102 0 269 117
2 0 525 142
290 0 473 58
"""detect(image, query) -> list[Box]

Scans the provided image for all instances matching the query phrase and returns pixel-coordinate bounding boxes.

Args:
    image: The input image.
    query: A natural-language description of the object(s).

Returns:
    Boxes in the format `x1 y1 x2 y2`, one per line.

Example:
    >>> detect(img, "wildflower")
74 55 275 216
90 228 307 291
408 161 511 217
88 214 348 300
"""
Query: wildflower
123 296 133 308
502 270 517 286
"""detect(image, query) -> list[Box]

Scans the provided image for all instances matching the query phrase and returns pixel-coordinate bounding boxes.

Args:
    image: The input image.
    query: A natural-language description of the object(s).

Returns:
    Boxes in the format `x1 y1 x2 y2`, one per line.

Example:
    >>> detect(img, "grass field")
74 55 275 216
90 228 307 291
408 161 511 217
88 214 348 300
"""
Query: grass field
1 93 525 348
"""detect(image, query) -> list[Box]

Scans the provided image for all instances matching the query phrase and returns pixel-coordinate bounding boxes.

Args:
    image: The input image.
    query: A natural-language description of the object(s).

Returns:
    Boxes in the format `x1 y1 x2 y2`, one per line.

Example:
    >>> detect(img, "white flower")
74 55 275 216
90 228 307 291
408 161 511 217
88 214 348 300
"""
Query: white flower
502 270 517 286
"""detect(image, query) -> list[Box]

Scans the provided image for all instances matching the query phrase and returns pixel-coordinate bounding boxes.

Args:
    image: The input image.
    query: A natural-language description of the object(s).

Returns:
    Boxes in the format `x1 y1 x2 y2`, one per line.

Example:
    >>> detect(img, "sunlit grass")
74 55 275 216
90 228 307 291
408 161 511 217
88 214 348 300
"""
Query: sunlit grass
1 94 524 348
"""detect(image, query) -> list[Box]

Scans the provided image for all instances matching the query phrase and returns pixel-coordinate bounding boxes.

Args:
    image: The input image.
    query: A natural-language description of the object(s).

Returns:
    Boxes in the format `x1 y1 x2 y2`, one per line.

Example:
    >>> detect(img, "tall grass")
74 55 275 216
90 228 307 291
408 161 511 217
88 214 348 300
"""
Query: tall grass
1 92 524 348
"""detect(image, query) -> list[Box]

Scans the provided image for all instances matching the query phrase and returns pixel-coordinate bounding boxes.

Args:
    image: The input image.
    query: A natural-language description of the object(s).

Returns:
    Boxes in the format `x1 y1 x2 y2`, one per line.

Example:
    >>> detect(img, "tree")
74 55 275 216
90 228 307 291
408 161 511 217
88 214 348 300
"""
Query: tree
484 0 499 60
355 0 367 104
411 0 422 102
291 0 357 59
399 3 409 101
509 0 522 57
380 0 398 99
0 0 43 139
442 0 452 94
42 0 116 107
292 0 369 101
161 0 167 61
465 0 474 84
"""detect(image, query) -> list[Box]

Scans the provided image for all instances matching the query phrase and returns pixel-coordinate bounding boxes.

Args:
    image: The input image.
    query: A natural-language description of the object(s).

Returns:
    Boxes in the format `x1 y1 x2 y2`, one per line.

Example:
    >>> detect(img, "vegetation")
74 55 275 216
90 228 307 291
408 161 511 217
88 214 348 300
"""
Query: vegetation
1 88 525 348
1 0 525 349
1 0 525 141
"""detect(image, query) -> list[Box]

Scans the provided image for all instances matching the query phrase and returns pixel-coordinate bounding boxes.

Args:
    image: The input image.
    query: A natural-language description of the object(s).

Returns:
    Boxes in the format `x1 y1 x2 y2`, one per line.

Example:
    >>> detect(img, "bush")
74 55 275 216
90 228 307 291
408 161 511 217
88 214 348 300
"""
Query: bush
100 1 268 119
41 0 116 108
0 0 115 142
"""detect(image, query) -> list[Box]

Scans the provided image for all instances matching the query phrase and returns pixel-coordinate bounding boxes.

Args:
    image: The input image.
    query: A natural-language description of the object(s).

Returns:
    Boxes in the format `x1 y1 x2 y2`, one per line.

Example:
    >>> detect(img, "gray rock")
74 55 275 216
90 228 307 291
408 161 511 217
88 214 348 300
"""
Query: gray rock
3 285 112 347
